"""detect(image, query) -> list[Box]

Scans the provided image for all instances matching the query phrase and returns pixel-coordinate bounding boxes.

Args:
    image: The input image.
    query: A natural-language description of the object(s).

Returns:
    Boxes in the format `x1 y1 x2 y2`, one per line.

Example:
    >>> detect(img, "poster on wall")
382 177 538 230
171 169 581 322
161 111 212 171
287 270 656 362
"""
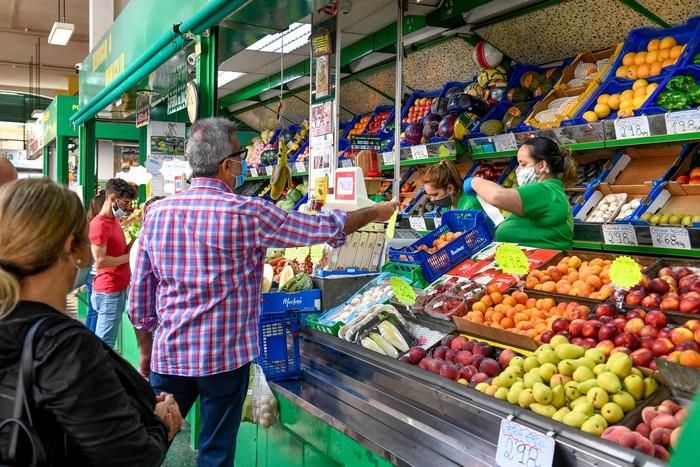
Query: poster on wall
146 121 189 195
136 94 151 128
315 55 331 99
148 121 186 157
308 101 335 192
311 101 333 137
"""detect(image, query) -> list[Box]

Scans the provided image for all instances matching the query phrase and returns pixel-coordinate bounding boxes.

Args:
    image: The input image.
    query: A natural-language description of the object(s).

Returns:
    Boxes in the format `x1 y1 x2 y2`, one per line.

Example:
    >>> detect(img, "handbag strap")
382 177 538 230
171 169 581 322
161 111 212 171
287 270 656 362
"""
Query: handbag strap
5 316 50 465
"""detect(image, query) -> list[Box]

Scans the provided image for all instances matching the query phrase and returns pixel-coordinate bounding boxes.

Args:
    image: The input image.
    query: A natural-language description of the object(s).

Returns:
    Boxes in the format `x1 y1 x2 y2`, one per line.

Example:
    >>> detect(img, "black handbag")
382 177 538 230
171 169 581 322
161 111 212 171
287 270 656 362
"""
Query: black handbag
0 317 49 467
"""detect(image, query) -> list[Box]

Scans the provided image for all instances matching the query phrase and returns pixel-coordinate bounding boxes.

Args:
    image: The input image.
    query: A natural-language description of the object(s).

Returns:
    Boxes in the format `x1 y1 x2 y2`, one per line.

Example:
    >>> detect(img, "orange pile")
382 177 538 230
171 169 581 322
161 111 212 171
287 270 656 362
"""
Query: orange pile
615 36 684 80
465 285 591 344
525 255 615 300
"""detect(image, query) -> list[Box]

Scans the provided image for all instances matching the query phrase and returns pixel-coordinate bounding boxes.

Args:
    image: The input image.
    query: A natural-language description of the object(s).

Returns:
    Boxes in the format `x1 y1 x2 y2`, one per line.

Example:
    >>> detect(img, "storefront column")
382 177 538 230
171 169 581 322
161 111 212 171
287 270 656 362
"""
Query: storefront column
42 146 49 177
138 125 147 202
196 28 218 119
79 119 97 208
56 135 69 185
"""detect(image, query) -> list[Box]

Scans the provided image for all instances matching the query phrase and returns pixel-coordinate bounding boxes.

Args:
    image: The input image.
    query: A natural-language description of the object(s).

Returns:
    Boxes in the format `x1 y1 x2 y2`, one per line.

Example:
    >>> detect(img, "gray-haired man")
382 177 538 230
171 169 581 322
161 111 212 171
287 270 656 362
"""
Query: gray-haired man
128 117 398 466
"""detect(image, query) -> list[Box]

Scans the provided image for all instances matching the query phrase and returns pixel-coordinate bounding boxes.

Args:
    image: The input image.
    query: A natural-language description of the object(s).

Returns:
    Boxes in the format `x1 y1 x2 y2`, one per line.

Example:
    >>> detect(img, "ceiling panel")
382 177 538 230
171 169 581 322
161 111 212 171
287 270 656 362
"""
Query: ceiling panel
220 50 283 73
343 1 397 34
220 73 269 90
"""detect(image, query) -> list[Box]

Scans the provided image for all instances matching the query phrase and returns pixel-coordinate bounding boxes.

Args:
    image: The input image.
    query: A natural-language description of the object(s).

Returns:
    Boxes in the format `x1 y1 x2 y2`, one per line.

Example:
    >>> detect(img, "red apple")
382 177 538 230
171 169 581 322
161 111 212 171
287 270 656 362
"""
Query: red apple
649 360 658 370
639 325 659 339
581 338 597 349
460 365 478 381
660 275 678 292
552 318 571 333
498 349 517 368
649 278 671 295
433 346 449 360
660 296 680 311
471 372 489 383
429 359 446 374
408 346 428 364
684 319 700 331
625 289 646 306
442 335 455 348
611 346 631 355
440 364 460 380
659 327 674 339
454 350 473 366
625 318 645 334
677 341 700 352
472 342 493 357
677 175 690 184
595 304 616 318
445 349 458 363
645 310 668 329
674 267 694 279
419 357 432 370
626 309 646 321
598 323 619 341
640 336 656 351
470 354 485 369
571 337 584 345
569 319 586 337
671 327 695 346
615 332 639 350
642 293 662 309
582 320 602 339
651 338 675 357
597 340 615 356
540 330 555 343
680 295 700 314
557 331 572 341
612 317 628 333
479 358 501 377
658 267 676 280
450 336 468 351
599 315 613 324
630 348 654 367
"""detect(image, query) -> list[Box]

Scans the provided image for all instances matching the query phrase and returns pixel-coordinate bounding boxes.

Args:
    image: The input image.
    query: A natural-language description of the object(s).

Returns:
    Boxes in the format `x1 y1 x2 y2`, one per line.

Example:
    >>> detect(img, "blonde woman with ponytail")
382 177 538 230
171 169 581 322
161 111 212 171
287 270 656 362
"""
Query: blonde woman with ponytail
0 179 179 466
462 136 576 249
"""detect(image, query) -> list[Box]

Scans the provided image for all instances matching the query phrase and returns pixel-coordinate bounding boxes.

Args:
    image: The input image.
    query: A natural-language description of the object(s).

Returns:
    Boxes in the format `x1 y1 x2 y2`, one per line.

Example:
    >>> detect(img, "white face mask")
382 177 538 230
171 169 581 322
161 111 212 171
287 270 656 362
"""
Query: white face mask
112 202 128 218
516 165 539 186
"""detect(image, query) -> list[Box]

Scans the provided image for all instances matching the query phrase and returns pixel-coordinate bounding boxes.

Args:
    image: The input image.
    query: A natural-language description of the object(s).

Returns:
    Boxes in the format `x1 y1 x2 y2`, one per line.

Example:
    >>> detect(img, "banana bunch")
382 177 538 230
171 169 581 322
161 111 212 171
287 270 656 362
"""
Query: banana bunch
270 139 293 200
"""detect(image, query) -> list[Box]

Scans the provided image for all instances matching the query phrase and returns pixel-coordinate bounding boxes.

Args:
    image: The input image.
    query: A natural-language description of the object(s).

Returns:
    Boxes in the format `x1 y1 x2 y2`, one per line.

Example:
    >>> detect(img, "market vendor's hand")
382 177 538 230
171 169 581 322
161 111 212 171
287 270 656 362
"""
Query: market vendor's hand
374 198 400 222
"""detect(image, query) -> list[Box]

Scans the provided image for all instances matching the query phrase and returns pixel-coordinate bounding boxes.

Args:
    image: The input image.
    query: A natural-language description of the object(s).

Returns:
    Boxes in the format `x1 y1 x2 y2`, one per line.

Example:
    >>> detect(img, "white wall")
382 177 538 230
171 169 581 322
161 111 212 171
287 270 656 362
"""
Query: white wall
97 140 115 181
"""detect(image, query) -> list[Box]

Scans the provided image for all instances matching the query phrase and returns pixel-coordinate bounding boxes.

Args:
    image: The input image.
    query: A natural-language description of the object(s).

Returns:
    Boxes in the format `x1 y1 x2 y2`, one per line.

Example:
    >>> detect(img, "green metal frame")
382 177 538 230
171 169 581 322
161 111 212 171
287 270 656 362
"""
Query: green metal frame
197 30 219 119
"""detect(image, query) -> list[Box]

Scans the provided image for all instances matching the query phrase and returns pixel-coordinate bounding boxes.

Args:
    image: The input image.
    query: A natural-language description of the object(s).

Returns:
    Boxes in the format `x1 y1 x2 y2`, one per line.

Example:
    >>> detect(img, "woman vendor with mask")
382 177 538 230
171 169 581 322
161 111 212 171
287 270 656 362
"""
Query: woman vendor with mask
422 160 483 212
462 136 577 250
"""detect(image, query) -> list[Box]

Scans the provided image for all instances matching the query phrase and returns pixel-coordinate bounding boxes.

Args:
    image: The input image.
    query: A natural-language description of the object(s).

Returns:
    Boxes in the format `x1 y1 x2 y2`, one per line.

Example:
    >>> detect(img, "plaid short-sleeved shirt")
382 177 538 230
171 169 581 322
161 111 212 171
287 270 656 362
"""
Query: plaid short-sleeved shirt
128 178 347 376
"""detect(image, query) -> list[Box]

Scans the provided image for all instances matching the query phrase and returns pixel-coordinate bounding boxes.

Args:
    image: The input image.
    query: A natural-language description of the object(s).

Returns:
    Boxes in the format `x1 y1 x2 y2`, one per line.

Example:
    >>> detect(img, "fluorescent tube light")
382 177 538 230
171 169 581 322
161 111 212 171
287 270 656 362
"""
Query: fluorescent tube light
218 71 246 87
48 21 74 45
31 109 43 119
247 23 311 54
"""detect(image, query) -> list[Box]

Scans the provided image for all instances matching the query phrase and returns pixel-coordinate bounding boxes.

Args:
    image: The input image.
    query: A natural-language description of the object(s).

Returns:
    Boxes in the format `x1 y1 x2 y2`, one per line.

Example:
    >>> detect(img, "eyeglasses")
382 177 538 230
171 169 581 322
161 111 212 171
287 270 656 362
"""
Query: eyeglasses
219 148 247 166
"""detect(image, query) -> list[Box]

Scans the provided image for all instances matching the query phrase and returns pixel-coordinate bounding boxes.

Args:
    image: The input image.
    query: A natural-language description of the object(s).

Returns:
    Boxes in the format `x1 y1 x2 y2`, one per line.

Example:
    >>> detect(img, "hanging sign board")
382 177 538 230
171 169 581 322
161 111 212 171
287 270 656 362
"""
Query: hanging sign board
167 62 187 115
135 94 151 128
311 28 333 56
350 135 382 150
315 55 331 99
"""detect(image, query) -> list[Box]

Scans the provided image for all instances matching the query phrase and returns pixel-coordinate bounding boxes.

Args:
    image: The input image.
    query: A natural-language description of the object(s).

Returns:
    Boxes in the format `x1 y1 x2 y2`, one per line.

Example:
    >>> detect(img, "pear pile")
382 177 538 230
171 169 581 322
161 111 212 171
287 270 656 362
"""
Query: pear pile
475 335 659 436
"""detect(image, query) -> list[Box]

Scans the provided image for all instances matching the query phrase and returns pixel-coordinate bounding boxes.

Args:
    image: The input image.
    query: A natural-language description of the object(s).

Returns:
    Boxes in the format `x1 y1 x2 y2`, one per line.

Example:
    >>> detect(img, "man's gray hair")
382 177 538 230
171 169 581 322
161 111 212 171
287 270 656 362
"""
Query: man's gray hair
186 117 238 178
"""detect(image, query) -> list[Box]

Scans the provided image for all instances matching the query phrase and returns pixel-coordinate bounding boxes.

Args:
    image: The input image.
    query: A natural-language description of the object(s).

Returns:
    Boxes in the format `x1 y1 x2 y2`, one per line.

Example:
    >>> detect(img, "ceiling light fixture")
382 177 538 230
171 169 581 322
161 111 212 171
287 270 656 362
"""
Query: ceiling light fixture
247 23 311 54
48 0 74 45
30 109 43 119
218 71 246 88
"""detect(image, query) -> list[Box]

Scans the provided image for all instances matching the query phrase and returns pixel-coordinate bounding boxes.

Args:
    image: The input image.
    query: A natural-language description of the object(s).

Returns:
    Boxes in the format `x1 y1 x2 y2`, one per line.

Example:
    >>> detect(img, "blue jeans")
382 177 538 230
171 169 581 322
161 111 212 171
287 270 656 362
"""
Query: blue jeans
85 274 97 333
92 289 127 348
150 364 251 467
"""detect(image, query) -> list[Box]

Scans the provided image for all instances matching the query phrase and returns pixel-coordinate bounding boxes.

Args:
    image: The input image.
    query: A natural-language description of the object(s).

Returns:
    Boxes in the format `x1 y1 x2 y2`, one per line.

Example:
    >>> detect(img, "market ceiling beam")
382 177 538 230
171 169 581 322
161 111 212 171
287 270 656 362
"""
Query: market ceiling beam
217 15 426 110
619 0 669 28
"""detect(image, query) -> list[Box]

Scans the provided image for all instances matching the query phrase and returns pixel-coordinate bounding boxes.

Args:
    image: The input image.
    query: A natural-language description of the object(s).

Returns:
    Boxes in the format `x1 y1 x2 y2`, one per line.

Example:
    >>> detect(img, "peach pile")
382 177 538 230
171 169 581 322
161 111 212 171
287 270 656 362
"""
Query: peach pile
525 256 616 300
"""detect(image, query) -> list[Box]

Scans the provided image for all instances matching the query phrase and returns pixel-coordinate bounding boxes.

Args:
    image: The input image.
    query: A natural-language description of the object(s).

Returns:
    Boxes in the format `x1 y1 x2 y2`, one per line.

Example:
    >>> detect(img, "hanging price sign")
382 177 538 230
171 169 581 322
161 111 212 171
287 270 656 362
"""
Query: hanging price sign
382 152 394 166
410 144 429 160
650 226 691 250
250 167 259 178
609 256 643 288
602 224 638 246
264 166 273 176
295 161 306 173
493 133 518 152
385 210 398 240
408 216 427 231
614 116 650 140
665 110 700 135
496 419 555 467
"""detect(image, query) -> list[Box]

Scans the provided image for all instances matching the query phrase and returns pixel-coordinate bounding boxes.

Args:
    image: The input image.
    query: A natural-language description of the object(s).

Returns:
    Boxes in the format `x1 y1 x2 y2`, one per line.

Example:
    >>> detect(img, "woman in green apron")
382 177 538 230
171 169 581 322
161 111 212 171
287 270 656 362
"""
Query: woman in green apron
463 137 577 250
422 160 483 211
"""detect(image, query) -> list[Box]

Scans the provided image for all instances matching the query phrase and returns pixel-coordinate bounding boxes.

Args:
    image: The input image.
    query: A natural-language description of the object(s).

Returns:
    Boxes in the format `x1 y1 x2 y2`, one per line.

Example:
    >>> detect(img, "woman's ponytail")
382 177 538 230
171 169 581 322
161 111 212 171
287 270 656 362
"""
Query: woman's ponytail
0 266 20 319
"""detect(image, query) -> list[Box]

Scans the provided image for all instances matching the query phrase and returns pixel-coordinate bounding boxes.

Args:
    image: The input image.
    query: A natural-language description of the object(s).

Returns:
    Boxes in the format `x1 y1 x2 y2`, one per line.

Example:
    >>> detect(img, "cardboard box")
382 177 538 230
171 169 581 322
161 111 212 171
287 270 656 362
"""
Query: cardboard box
524 86 591 129
647 182 700 217
606 145 685 186
556 46 621 92
575 182 656 222
452 315 538 351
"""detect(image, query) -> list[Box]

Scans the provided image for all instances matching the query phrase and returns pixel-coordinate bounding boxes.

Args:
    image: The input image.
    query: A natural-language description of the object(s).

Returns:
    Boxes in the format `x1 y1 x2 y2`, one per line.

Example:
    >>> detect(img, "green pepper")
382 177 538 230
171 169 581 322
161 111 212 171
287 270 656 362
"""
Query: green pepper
658 90 690 110
688 84 700 105
666 75 696 93
694 53 700 66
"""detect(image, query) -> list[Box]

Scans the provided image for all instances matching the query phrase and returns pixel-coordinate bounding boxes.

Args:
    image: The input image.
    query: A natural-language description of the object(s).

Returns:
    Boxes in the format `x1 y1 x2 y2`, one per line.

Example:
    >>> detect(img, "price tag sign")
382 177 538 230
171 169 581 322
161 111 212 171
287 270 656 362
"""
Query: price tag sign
665 110 700 135
250 167 259 178
496 419 555 467
310 244 324 263
609 256 643 288
650 226 692 250
602 224 638 246
410 144 429 160
264 166 273 176
295 161 306 173
433 217 442 228
390 276 416 305
614 116 650 140
341 158 353 168
493 133 518 152
382 152 394 166
409 216 427 231
385 210 398 240
495 243 529 275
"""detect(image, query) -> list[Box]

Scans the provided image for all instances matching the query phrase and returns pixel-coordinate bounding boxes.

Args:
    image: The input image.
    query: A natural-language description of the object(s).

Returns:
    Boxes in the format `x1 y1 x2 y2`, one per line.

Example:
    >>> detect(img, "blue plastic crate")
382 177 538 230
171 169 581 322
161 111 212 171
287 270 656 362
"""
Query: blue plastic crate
262 289 321 314
608 17 700 84
568 75 667 125
400 90 441 127
646 66 700 111
388 210 494 282
256 311 301 381
343 112 373 139
365 104 395 135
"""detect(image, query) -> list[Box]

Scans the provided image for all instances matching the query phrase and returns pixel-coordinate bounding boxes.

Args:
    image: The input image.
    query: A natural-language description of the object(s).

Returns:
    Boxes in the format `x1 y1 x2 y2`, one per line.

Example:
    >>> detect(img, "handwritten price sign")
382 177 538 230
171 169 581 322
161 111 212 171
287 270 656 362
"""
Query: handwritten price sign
410 144 429 160
602 224 638 246
665 110 700 135
614 116 650 140
650 226 691 250
496 419 554 467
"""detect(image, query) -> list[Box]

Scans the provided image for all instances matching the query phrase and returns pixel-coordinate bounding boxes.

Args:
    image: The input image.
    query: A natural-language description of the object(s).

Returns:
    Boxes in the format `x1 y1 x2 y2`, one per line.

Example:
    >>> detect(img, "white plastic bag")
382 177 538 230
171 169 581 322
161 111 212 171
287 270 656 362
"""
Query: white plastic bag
242 364 279 428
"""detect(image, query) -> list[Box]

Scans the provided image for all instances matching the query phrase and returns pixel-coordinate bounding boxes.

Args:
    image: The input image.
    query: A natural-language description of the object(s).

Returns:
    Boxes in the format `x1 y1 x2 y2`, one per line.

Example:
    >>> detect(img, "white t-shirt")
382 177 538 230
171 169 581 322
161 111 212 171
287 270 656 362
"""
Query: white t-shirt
129 236 140 274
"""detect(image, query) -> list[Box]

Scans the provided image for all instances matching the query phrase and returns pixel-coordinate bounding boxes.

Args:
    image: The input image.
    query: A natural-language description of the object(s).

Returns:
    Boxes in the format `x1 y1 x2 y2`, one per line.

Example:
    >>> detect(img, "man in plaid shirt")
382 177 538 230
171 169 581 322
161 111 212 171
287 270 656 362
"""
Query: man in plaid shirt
128 117 397 467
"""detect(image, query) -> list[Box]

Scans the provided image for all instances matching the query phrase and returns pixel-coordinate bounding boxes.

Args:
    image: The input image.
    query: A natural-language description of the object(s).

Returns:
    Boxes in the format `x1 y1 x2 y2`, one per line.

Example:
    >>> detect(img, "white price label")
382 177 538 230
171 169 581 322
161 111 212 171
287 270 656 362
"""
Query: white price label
264 166 273 176
496 419 555 467
433 217 442 228
409 216 427 231
665 110 700 135
650 226 691 250
341 158 353 168
493 133 518 152
250 168 259 178
382 152 394 166
614 116 650 140
410 145 429 160
295 161 306 173
602 224 638 246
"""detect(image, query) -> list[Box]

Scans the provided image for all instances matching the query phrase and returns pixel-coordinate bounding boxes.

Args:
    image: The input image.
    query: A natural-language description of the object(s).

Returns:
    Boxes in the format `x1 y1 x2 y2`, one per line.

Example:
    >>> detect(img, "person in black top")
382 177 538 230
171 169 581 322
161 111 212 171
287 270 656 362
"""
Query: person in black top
0 178 181 466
